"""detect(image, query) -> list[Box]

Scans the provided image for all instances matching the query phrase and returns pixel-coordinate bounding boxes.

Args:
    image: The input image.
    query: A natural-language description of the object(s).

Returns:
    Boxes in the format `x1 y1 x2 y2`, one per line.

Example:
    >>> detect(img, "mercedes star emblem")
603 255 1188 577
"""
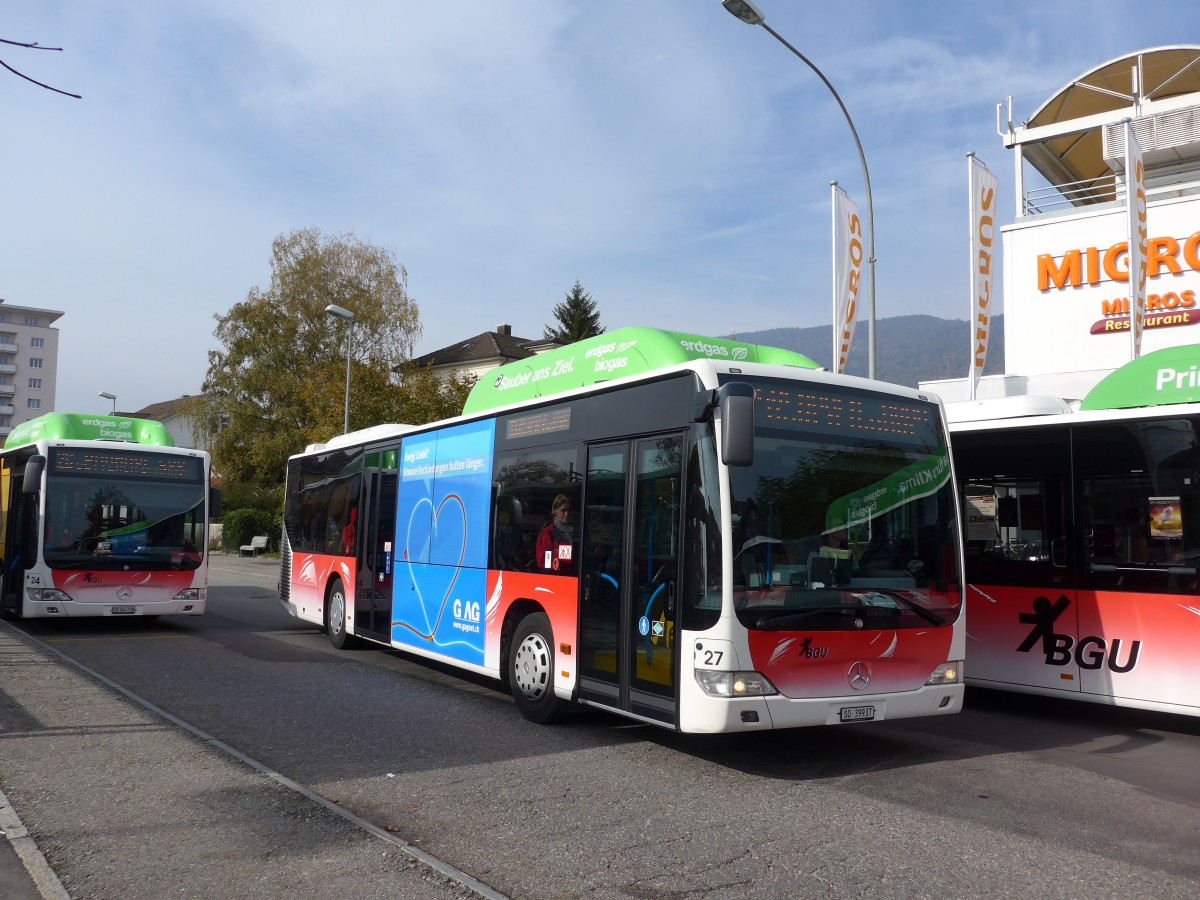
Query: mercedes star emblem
847 661 871 691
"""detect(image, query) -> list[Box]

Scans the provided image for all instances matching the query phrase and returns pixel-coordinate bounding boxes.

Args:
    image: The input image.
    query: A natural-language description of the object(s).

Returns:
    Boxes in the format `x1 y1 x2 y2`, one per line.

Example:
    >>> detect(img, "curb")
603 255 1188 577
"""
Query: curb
0 786 71 900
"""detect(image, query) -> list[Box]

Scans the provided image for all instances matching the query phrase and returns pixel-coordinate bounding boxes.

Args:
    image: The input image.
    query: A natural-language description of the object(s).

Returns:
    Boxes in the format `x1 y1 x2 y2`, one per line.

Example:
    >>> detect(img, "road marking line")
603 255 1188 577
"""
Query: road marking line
43 634 193 643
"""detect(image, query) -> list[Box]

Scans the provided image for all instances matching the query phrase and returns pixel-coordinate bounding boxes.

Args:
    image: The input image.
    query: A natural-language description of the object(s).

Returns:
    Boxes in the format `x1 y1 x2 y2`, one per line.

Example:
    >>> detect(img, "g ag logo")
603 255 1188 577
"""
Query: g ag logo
731 347 748 360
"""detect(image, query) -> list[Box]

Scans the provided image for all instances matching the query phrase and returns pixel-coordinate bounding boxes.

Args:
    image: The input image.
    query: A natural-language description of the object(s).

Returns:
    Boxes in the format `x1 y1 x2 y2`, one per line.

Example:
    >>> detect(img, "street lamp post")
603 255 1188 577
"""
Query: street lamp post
722 0 877 380
98 391 117 414
325 304 355 434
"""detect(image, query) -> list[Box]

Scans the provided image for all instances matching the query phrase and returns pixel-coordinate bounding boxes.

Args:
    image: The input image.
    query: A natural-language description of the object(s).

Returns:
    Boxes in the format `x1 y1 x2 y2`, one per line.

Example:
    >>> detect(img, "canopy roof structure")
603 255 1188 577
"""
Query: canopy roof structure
1003 46 1200 203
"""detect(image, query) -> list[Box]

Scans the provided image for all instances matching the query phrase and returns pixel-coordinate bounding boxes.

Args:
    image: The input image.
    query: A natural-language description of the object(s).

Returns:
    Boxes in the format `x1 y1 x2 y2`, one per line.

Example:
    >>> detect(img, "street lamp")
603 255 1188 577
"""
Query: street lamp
722 0 877 380
324 304 355 434
98 391 116 414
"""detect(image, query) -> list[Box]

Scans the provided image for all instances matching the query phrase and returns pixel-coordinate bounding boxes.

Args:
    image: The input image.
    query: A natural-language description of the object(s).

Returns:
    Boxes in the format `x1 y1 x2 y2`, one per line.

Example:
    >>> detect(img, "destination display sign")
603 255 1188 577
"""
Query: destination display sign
49 448 204 482
750 380 942 445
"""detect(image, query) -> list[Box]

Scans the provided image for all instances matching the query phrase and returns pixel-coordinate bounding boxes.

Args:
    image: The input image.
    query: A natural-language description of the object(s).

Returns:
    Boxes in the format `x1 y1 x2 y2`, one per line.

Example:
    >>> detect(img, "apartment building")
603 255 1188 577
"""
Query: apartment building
0 299 64 438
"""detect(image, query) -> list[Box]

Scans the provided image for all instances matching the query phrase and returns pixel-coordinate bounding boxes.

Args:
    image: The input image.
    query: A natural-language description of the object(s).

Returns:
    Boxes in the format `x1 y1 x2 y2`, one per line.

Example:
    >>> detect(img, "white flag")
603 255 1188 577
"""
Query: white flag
1125 119 1148 359
968 155 998 400
831 184 863 375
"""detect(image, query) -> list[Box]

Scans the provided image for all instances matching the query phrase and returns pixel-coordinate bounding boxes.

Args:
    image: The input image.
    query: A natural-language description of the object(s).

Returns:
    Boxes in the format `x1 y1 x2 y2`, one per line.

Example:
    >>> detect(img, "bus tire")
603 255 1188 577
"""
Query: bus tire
509 612 565 724
326 578 357 650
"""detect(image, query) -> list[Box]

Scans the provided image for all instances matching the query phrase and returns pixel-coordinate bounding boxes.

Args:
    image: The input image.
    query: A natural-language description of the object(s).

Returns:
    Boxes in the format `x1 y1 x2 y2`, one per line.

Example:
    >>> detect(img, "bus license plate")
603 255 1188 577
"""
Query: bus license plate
839 705 875 722
110 605 137 615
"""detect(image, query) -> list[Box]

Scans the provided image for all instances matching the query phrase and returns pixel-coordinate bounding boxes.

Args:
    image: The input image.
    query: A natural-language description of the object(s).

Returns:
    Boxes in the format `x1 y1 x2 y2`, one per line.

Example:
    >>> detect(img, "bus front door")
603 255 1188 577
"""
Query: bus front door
578 434 684 726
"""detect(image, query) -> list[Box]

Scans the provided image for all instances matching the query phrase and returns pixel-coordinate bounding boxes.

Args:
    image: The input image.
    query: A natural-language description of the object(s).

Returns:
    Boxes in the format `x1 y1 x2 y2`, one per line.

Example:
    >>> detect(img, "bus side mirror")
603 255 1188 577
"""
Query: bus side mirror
719 383 755 468
22 456 45 494
209 487 223 519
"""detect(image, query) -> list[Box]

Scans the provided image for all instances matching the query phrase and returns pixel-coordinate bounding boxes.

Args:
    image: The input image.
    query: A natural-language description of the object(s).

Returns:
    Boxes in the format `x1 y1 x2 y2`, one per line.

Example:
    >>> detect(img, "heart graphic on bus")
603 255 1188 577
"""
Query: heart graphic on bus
394 493 467 642
390 492 484 665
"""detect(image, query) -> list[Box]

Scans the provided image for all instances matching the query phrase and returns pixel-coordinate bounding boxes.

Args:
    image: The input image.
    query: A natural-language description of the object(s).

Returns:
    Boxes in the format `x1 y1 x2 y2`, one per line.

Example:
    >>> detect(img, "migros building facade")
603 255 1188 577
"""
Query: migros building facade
925 46 1200 403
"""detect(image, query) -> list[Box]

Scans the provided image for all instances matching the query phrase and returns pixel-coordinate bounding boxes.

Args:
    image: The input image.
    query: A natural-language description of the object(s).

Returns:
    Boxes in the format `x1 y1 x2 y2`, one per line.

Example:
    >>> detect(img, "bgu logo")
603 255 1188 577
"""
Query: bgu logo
796 636 828 659
1016 595 1141 672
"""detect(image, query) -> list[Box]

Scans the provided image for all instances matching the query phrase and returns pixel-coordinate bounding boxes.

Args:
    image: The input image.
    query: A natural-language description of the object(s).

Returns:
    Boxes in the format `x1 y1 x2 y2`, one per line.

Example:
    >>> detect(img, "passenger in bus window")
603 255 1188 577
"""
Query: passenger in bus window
536 494 574 573
341 507 357 555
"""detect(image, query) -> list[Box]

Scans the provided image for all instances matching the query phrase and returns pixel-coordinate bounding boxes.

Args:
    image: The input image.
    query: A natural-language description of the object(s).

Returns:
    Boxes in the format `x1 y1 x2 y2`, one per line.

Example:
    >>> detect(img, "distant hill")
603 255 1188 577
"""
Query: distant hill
734 314 1005 388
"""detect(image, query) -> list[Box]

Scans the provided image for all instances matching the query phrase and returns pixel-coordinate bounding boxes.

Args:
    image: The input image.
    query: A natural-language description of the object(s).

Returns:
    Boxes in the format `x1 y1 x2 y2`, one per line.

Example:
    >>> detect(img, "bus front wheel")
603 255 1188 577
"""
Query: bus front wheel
509 612 565 724
326 578 357 650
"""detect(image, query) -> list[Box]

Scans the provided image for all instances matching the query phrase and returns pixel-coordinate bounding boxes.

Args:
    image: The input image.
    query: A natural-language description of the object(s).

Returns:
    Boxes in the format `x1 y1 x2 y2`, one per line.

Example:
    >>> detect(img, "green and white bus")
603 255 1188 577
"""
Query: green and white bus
949 344 1200 716
0 413 218 619
280 328 965 732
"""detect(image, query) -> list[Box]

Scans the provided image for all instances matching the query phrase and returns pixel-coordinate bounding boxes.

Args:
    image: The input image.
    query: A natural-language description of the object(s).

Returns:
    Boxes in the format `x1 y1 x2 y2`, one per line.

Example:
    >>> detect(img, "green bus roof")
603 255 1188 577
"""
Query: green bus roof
1080 343 1200 411
3 413 176 450
461 327 819 416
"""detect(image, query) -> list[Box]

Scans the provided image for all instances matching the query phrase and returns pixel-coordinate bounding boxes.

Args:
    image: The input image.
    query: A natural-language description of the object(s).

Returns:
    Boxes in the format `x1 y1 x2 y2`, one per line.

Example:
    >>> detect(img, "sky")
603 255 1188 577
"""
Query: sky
4 1 1195 416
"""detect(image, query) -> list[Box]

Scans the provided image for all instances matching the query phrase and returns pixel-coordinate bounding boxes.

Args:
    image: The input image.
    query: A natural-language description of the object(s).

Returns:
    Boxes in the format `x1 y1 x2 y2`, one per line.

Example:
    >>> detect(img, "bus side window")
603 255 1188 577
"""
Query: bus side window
492 445 581 574
492 493 524 570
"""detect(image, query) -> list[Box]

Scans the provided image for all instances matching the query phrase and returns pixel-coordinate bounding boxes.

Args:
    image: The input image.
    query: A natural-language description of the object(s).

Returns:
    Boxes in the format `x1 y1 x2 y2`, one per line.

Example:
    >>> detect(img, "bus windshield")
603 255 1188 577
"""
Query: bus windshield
42 447 206 571
726 378 961 630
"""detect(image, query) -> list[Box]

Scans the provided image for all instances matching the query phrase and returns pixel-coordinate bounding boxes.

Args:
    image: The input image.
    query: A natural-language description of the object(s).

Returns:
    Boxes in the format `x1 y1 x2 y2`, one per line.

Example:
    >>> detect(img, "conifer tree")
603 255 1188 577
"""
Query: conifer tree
543 280 604 343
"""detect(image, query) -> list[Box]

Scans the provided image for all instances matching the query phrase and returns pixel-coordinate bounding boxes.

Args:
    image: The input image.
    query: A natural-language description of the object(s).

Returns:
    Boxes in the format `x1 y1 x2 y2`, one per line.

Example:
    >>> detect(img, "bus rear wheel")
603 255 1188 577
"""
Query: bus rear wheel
509 612 565 724
326 578 357 650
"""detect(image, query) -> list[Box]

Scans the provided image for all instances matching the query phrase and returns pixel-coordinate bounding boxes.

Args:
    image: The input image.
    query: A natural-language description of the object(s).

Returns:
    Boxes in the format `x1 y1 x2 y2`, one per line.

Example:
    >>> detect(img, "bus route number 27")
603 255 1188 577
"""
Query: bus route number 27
694 639 734 669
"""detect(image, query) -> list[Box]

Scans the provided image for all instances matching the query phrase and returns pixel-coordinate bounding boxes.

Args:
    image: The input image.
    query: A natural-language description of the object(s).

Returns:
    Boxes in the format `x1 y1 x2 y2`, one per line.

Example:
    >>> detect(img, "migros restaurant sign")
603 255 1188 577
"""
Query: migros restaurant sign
1036 230 1200 335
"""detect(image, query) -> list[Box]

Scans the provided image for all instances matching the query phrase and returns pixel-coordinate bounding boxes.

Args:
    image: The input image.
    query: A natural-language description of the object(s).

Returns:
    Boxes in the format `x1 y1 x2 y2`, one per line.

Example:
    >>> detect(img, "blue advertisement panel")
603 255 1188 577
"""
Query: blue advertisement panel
392 420 495 665
397 431 437 565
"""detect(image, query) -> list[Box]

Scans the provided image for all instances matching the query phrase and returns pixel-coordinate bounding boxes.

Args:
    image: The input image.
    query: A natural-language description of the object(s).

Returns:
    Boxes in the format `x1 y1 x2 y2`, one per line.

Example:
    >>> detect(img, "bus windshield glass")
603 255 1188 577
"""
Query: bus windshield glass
42 447 206 571
725 378 961 630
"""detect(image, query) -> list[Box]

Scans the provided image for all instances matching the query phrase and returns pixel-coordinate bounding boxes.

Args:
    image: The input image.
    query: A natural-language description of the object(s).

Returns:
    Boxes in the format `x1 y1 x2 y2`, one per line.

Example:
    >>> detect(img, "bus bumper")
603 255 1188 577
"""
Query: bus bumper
678 681 965 733
20 596 206 618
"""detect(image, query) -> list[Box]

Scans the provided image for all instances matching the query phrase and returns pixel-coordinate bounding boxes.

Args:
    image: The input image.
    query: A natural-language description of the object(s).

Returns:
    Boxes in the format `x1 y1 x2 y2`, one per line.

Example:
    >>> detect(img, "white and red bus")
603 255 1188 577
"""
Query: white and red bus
280 328 965 732
949 345 1200 717
0 413 217 619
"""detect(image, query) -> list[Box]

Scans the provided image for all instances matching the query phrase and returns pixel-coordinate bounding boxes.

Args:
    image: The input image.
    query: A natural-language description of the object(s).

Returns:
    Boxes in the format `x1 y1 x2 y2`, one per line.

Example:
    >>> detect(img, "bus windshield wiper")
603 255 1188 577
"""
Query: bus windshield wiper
753 606 896 630
868 591 946 626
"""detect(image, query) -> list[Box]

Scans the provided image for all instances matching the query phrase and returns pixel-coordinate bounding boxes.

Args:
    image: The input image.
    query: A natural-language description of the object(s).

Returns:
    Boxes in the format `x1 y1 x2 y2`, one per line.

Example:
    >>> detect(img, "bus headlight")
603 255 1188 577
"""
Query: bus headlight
925 661 962 685
172 588 206 601
695 669 778 698
27 588 74 604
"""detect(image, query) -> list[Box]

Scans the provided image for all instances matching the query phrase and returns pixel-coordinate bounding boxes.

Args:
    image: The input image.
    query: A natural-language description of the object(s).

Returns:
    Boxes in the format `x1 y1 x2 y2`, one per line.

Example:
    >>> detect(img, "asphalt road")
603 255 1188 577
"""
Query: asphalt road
3 553 1198 899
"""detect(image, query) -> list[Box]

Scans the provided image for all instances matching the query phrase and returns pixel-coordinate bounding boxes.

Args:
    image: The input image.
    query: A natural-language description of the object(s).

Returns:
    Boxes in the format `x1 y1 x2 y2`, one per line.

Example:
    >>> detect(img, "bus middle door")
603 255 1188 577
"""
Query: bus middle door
353 449 398 642
578 434 684 726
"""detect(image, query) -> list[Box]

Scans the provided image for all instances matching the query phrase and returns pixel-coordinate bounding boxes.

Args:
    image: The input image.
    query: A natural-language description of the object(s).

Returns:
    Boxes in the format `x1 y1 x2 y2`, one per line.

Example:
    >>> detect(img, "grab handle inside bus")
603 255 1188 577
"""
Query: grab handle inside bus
718 383 755 468
22 456 45 494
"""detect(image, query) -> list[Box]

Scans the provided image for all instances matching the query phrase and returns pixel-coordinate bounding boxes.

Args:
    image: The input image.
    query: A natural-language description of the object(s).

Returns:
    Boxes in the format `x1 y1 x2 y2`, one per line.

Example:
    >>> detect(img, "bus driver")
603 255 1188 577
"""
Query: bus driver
536 494 574 573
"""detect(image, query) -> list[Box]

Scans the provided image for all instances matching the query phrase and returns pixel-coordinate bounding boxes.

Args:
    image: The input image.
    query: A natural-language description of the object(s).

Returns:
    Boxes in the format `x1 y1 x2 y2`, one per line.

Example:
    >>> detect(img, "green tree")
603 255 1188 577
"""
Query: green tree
543 279 604 343
392 361 477 424
185 228 467 487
